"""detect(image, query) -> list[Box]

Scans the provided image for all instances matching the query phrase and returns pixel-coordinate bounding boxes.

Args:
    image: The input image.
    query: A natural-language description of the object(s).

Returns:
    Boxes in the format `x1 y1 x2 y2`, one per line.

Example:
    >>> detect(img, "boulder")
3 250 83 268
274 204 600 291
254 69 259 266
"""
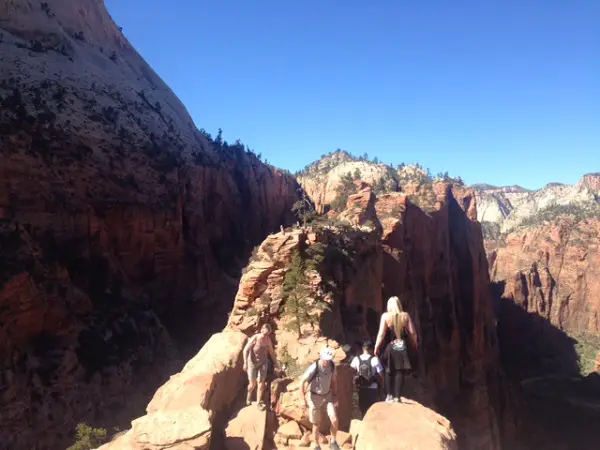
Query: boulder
147 331 247 417
98 407 211 450
277 380 311 428
95 331 247 449
277 420 303 439
355 402 458 450
349 419 362 446
225 405 267 450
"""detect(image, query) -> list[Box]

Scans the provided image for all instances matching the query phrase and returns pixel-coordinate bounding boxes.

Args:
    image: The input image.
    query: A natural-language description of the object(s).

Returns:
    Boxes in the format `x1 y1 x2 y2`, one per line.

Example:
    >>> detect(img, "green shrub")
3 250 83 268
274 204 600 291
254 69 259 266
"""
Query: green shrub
279 344 303 378
67 423 107 450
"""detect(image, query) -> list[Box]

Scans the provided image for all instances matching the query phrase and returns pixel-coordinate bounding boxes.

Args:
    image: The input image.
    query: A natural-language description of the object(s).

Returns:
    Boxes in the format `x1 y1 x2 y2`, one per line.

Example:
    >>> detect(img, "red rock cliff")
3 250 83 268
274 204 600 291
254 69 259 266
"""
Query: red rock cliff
0 1 300 448
490 219 600 337
488 216 600 381
376 183 512 450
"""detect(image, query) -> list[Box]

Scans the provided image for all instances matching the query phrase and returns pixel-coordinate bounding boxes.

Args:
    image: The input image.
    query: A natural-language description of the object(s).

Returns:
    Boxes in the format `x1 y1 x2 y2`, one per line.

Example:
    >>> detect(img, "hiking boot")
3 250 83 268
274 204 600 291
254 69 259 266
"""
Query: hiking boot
330 441 341 450
312 446 321 450
393 397 400 403
385 395 393 403
257 401 266 411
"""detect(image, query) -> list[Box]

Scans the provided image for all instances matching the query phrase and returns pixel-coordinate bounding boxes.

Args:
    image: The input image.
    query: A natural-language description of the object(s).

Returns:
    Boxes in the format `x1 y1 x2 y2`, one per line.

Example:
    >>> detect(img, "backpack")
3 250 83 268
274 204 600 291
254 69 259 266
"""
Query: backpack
356 355 377 387
306 360 336 386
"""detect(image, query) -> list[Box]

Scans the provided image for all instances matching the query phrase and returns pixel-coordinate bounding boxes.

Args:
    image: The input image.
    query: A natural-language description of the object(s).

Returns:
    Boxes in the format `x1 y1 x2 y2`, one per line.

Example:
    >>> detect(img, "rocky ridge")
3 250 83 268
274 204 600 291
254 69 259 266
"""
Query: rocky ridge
96 181 513 450
0 1 300 449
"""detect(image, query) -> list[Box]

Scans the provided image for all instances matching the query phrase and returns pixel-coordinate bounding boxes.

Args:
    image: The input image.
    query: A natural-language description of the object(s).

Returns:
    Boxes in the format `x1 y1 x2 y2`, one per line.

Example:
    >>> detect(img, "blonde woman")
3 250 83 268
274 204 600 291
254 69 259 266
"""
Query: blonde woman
374 296 418 402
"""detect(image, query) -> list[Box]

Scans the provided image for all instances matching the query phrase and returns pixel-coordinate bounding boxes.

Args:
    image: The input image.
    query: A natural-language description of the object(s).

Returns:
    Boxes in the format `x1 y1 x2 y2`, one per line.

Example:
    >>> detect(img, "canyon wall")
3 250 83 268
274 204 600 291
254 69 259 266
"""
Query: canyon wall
375 184 512 450
0 1 300 449
488 217 600 381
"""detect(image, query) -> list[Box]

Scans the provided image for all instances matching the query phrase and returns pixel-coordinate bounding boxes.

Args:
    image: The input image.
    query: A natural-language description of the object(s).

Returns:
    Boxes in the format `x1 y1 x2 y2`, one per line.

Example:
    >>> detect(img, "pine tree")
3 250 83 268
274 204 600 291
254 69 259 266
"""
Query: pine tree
330 172 357 211
282 251 329 339
292 190 316 227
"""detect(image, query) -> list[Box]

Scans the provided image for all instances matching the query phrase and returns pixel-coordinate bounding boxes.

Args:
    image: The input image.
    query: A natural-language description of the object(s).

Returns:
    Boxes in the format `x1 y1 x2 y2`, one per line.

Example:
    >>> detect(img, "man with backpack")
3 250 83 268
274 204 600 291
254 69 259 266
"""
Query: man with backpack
301 347 341 450
350 339 384 417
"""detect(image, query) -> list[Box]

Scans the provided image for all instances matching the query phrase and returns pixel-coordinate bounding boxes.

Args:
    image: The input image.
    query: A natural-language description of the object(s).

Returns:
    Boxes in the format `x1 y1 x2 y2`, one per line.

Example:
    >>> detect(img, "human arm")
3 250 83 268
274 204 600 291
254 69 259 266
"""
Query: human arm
374 314 388 356
331 370 338 405
407 314 418 347
242 335 256 371
374 357 385 390
300 364 315 408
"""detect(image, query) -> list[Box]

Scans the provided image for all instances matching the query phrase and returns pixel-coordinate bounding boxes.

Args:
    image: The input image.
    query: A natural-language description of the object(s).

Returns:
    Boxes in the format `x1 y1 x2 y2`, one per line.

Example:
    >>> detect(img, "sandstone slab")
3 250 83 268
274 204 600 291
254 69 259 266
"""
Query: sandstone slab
355 402 458 450
147 331 247 416
225 405 267 450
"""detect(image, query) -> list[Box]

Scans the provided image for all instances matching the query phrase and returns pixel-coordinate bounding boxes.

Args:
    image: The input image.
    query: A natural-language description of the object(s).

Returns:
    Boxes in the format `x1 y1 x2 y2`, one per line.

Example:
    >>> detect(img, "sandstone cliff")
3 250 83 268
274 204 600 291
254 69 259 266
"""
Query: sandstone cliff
99 182 512 450
489 216 600 379
295 150 442 213
474 174 600 234
0 1 300 449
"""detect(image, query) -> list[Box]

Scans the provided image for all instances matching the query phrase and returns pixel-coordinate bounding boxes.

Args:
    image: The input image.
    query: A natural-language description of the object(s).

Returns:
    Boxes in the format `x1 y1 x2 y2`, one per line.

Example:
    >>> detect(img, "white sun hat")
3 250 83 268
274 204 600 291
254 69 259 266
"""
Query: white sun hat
319 346 334 361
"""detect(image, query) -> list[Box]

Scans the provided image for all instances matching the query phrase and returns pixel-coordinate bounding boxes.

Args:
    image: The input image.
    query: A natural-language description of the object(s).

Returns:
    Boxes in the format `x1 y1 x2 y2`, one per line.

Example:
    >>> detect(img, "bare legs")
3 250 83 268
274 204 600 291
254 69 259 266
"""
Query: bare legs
247 378 266 408
246 378 257 405
257 379 266 407
310 411 339 448
329 414 339 445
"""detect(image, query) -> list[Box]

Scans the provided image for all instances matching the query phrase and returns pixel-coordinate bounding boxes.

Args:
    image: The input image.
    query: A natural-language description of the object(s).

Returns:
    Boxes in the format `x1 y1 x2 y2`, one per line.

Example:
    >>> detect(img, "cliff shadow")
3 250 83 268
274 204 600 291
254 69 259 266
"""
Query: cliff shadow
491 280 580 380
492 280 600 450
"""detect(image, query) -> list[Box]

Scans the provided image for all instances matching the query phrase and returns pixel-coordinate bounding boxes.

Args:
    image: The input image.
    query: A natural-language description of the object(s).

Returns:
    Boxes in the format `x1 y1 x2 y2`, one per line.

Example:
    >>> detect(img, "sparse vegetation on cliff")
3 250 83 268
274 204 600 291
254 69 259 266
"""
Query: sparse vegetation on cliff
574 333 600 375
481 221 502 240
281 250 329 338
292 189 316 226
514 202 600 230
330 171 359 211
67 423 107 450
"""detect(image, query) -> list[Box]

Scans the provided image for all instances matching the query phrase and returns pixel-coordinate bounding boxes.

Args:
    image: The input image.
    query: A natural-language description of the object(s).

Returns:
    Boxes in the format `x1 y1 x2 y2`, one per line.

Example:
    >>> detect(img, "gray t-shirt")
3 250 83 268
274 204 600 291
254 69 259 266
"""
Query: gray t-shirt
302 361 335 395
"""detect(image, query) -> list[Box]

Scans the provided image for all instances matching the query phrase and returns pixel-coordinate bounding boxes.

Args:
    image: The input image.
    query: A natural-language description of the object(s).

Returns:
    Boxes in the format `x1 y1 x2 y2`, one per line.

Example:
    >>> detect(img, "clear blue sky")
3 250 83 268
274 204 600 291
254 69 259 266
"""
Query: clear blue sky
105 0 599 190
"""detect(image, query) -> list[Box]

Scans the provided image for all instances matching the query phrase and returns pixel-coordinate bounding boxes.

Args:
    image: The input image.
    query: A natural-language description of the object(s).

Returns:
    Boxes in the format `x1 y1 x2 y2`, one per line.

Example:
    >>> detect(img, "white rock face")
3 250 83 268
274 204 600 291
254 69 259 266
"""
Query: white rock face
299 159 397 212
0 0 213 165
475 175 600 232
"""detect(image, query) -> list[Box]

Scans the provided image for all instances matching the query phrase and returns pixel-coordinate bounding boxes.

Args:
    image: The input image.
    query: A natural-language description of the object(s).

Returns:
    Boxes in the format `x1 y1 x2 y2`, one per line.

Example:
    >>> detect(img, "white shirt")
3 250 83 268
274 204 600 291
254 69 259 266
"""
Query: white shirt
351 354 384 389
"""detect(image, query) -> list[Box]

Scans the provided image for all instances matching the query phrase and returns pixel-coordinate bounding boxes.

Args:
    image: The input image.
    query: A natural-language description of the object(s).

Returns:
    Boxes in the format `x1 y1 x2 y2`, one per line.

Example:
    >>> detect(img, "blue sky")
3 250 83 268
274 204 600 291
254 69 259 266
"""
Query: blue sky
105 0 599 190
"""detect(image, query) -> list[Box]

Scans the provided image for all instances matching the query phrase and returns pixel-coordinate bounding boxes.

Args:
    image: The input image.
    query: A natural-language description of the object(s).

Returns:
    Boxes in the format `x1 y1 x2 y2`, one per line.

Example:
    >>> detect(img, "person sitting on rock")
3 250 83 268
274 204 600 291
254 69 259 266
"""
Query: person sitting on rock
351 339 384 416
374 296 418 403
301 347 341 450
243 323 280 409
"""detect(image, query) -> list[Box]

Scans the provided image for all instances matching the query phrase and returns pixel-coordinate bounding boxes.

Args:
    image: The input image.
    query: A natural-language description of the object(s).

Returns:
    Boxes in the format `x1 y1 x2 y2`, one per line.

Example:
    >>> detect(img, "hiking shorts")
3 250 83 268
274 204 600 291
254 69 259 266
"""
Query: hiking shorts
308 392 337 425
247 359 267 383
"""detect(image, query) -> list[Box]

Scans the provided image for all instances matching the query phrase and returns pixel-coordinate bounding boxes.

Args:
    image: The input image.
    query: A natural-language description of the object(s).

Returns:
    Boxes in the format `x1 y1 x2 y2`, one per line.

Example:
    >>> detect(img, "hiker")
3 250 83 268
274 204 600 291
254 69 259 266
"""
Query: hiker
350 339 384 416
374 296 418 403
242 323 281 409
301 347 341 450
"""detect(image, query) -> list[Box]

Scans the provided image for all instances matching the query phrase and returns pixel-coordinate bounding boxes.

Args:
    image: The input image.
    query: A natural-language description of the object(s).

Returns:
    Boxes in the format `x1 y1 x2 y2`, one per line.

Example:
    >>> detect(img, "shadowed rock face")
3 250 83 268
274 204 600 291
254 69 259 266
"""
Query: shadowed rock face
0 1 300 448
376 184 512 450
